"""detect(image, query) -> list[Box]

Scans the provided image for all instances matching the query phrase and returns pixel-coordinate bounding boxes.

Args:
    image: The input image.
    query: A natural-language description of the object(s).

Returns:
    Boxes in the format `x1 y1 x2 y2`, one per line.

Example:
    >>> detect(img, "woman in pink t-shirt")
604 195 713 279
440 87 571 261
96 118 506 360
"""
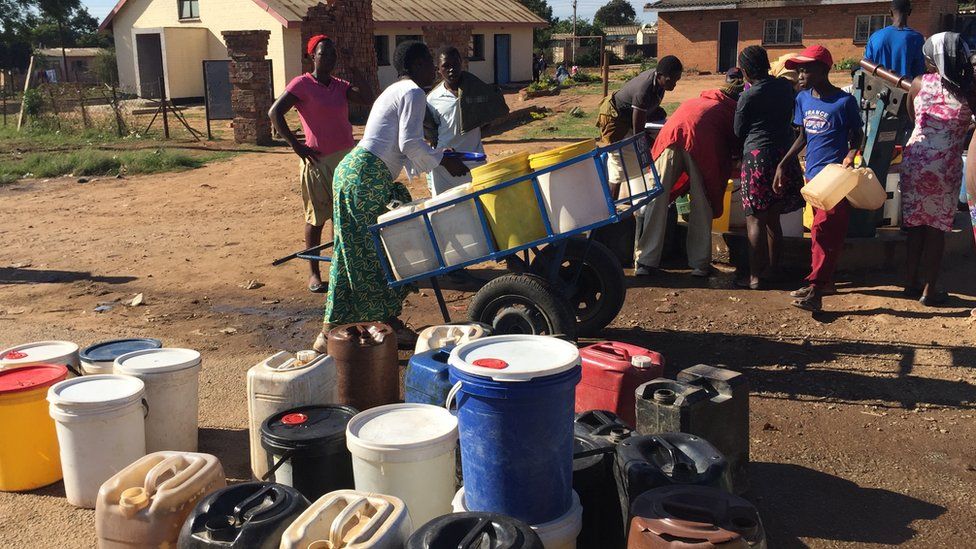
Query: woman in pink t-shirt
269 35 374 293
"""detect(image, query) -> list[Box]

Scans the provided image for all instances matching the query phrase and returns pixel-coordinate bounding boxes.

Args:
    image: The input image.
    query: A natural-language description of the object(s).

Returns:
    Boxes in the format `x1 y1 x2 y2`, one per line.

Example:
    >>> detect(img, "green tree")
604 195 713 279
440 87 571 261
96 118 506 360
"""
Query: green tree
518 0 556 51
594 0 638 27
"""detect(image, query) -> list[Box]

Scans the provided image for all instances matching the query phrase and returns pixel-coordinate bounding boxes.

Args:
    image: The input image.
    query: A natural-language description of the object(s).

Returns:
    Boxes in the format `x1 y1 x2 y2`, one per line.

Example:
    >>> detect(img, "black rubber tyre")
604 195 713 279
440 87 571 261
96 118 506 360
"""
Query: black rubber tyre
531 238 626 336
468 273 578 340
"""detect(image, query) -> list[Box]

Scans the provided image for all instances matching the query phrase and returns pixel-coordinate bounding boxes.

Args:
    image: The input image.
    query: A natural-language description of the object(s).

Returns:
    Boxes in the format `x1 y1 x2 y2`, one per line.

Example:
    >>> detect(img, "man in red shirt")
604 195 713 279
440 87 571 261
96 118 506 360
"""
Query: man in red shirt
269 35 374 293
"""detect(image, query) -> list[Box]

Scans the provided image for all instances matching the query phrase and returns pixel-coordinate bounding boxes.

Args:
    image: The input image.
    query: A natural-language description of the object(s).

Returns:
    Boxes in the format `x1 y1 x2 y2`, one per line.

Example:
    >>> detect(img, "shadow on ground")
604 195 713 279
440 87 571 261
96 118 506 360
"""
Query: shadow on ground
602 328 976 409
0 267 136 285
751 462 945 547
199 427 251 482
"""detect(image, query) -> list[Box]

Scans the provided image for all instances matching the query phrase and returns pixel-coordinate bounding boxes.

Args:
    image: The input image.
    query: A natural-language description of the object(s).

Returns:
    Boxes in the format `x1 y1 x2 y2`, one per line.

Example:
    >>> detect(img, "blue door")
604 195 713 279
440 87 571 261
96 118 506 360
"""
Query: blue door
494 34 511 84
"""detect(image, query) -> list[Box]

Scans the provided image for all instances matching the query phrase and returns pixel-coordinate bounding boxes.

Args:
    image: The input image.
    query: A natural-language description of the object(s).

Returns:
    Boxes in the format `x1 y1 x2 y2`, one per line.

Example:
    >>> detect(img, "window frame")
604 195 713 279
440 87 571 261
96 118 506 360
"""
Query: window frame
375 35 391 66
469 34 486 61
178 0 199 20
854 14 893 44
762 17 803 46
395 35 423 46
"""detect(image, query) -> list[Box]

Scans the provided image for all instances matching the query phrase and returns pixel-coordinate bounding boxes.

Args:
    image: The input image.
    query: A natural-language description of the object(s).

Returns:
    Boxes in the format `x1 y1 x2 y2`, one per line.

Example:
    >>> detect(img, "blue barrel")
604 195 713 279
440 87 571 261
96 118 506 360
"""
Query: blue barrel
405 349 452 405
449 335 581 525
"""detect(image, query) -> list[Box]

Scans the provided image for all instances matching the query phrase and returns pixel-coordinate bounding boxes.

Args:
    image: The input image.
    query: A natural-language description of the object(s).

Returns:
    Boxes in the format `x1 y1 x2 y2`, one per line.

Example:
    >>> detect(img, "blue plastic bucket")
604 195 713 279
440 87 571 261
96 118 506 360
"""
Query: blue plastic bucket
449 335 581 525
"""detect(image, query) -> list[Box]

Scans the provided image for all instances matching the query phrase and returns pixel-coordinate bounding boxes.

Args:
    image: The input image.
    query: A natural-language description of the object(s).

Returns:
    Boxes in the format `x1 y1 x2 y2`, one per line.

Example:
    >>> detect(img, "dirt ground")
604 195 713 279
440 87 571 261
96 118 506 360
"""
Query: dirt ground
2 72 976 548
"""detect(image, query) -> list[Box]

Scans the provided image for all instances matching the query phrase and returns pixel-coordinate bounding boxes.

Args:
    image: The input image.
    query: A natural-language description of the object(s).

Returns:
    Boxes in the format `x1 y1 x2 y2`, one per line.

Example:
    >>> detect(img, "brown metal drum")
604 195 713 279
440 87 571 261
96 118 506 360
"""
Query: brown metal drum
627 485 765 549
327 323 398 410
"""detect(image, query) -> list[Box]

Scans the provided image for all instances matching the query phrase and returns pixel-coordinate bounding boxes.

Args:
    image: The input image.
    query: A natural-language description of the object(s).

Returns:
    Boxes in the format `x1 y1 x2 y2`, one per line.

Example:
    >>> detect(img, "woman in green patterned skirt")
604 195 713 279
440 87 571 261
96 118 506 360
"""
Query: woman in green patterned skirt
313 41 469 350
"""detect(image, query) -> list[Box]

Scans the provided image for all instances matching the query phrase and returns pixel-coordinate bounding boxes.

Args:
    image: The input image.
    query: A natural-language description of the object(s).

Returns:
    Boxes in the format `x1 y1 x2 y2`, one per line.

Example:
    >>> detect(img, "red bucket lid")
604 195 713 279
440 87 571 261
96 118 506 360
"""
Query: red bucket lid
0 364 69 395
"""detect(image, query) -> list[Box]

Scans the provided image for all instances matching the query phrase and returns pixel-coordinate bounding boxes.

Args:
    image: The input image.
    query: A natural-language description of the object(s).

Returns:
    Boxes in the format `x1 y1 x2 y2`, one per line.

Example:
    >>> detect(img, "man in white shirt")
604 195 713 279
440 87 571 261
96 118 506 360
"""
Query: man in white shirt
425 47 489 195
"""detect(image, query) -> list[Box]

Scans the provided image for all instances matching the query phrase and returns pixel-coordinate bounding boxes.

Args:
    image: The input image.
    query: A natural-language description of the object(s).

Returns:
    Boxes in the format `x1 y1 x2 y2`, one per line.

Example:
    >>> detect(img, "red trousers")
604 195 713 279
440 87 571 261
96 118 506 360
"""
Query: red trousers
806 199 851 288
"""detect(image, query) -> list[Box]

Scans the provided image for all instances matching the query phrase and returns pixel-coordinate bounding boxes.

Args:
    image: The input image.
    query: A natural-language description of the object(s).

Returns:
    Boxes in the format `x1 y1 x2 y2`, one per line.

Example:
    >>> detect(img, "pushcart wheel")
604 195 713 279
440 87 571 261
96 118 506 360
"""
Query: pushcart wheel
468 273 578 340
531 238 625 336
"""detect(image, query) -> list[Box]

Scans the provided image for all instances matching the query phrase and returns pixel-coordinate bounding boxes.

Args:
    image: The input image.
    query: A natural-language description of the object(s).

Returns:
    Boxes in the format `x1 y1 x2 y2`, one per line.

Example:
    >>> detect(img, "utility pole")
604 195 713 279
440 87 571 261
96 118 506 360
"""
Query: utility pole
572 0 577 65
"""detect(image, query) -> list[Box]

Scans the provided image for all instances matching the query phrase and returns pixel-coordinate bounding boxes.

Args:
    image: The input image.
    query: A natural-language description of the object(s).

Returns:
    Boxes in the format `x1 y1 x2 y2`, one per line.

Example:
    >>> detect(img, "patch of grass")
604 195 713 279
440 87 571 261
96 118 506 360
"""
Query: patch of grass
662 102 681 116
0 125 129 153
0 148 233 182
563 81 624 96
520 110 600 140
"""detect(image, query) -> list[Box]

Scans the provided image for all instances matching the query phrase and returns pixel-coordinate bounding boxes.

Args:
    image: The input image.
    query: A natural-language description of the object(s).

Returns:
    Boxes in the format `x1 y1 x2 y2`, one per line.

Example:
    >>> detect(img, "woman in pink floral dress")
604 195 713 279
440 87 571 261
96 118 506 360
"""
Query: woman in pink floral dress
901 32 976 306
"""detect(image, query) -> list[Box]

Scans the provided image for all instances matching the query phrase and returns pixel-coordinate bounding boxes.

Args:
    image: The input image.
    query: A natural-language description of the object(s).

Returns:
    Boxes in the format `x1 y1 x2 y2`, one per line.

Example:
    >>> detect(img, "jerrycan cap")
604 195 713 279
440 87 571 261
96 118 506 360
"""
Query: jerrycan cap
294 350 318 365
632 355 654 369
120 487 150 515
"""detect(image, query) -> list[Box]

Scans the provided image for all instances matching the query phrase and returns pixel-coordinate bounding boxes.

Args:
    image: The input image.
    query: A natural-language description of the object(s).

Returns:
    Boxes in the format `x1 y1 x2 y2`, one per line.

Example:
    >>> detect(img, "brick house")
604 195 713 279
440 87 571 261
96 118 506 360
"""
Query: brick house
99 0 545 100
647 0 957 73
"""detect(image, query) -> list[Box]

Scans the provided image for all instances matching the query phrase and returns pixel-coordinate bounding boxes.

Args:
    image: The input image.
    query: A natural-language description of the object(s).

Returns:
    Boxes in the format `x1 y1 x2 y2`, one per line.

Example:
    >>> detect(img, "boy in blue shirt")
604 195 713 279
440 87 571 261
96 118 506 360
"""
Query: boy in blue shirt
864 0 925 79
775 45 864 312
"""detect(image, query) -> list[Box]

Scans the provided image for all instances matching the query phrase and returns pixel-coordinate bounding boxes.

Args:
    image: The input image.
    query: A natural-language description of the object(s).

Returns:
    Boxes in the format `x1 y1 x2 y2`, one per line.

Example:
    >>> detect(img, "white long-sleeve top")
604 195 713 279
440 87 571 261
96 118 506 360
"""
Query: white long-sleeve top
359 79 444 179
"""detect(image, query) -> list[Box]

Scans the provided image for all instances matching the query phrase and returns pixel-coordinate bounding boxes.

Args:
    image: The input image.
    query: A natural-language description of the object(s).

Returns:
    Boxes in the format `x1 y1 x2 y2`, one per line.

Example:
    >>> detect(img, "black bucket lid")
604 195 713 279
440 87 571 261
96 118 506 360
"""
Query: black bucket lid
261 404 358 452
80 338 163 363
407 512 543 549
181 482 310 545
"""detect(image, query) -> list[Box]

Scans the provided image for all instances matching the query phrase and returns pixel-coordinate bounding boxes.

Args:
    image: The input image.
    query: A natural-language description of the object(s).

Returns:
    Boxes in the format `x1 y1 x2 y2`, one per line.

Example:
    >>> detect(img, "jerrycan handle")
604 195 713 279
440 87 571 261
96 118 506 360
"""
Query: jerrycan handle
456 516 507 549
144 455 188 495
328 496 371 547
654 437 695 479
233 485 279 524
588 343 630 362
445 381 463 412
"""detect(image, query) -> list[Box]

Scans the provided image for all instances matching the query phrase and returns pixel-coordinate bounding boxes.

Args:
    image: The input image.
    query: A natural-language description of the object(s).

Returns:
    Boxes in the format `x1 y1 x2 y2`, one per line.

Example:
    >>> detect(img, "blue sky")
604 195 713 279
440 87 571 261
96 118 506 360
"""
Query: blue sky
82 0 655 26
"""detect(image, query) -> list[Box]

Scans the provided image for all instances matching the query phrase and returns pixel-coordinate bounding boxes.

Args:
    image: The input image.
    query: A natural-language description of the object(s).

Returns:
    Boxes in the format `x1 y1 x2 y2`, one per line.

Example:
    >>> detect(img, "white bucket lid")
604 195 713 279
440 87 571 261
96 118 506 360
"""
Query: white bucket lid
115 348 202 374
377 197 428 224
346 403 458 463
48 374 144 414
424 183 473 209
449 335 580 382
1 340 79 366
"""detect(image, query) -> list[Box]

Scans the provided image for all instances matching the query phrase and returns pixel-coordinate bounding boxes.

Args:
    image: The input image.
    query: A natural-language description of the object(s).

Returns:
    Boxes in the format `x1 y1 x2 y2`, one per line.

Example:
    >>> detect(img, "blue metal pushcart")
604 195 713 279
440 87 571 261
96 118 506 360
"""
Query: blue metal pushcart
274 133 663 339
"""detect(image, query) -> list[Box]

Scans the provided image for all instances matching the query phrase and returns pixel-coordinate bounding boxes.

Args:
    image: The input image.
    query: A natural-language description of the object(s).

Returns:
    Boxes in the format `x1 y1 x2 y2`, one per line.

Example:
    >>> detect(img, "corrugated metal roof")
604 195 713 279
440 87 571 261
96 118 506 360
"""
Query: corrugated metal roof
602 25 640 35
648 0 883 11
37 47 106 57
102 0 546 31
260 0 548 26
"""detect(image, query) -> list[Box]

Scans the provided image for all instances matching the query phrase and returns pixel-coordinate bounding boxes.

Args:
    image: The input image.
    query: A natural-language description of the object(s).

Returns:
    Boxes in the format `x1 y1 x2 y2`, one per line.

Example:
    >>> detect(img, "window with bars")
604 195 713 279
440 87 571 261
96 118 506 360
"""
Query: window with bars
469 34 485 61
178 0 199 19
854 15 893 43
763 18 803 45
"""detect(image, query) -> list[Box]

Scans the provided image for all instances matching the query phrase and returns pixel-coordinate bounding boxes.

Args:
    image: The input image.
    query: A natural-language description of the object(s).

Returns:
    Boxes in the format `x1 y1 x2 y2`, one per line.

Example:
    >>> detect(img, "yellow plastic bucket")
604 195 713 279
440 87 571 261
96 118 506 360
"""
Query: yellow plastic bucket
527 139 597 170
0 364 66 491
712 180 734 232
471 152 547 250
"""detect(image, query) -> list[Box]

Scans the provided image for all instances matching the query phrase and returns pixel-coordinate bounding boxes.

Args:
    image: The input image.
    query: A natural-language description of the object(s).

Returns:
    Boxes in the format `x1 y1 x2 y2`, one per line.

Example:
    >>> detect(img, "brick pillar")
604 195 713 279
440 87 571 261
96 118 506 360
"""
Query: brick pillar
423 25 473 70
301 0 379 118
222 30 273 145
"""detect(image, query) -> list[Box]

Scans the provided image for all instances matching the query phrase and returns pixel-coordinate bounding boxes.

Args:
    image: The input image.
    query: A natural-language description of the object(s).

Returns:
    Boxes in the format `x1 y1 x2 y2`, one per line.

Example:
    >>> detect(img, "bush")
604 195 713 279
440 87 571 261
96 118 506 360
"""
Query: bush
527 74 559 92
22 88 43 119
640 58 658 72
621 53 645 65
834 57 859 72
570 71 601 84
93 49 120 86
574 49 621 67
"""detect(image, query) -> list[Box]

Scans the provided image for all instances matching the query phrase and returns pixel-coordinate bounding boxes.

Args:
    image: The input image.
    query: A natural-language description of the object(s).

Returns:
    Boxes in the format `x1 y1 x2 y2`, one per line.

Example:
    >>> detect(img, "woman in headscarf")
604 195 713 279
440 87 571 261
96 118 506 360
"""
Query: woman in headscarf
900 32 976 306
312 41 469 350
733 45 804 289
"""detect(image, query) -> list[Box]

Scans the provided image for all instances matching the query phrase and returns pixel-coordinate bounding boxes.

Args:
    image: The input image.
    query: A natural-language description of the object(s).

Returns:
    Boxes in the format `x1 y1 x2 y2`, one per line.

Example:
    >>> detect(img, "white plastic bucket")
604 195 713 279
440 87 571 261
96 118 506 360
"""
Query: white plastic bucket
114 348 201 453
346 403 458 527
452 488 583 549
247 351 338 480
534 153 610 234
1 341 80 375
48 374 147 508
80 339 163 376
377 199 439 281
280 490 412 549
426 184 491 268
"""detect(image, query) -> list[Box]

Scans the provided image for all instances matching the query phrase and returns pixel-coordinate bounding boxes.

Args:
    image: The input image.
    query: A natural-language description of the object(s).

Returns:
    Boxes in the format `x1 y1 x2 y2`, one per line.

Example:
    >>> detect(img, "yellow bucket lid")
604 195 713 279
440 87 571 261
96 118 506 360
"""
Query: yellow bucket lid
471 152 532 189
528 139 597 170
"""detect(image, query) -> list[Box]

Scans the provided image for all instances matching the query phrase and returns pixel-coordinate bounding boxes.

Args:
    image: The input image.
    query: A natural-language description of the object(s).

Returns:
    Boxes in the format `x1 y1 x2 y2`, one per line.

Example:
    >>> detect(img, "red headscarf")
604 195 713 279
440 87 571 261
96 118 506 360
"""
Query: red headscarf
306 34 330 56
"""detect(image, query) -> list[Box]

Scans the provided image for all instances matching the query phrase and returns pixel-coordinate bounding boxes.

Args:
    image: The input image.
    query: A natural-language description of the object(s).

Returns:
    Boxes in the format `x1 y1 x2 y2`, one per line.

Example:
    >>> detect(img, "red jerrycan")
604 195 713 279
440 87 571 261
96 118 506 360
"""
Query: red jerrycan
577 342 664 427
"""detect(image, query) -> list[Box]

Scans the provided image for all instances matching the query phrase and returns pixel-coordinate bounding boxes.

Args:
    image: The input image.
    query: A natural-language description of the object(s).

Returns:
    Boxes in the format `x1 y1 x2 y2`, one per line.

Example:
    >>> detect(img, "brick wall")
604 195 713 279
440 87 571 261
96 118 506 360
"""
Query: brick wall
222 30 273 145
657 0 957 73
301 0 379 115
423 25 474 69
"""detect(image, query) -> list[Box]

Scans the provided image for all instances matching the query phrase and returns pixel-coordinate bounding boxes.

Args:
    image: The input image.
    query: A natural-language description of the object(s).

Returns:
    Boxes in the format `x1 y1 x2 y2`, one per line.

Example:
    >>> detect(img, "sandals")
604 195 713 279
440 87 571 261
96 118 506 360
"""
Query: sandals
919 290 949 307
308 279 329 294
790 284 836 298
791 291 823 312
